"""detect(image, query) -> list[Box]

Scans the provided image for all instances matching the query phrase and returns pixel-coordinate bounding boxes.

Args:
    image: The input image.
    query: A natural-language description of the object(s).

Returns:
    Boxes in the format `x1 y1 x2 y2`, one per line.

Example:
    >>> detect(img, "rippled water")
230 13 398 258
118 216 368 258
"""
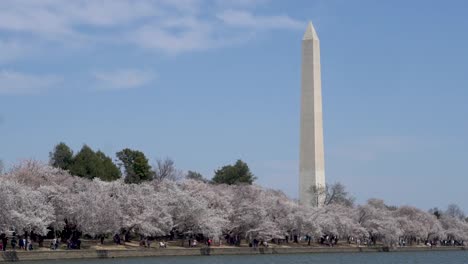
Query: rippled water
21 251 468 264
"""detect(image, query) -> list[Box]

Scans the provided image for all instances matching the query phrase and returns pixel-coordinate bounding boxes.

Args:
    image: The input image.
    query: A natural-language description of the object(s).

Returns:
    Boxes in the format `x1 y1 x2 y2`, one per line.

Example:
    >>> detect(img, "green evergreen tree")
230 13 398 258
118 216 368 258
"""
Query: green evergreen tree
116 148 152 184
212 160 256 185
49 142 74 170
96 151 121 181
69 145 101 180
186 170 206 182
68 145 120 181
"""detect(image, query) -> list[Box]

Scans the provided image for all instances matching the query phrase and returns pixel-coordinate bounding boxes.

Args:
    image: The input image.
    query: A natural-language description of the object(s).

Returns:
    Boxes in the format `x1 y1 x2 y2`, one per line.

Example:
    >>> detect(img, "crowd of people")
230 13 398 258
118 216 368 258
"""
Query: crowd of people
0 234 34 251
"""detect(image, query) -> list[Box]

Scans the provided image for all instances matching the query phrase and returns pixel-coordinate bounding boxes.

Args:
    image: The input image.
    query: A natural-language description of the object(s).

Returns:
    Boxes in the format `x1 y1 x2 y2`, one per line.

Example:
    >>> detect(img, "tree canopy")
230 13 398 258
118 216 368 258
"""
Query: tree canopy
186 170 206 182
49 142 74 170
212 159 256 185
153 158 181 182
116 148 152 184
96 150 122 181
69 145 121 181
3 160 468 247
309 182 356 207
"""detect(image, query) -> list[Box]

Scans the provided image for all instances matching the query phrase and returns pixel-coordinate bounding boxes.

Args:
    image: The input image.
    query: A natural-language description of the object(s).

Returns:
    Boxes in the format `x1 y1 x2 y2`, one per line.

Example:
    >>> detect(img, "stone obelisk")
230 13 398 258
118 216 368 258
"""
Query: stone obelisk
299 21 326 207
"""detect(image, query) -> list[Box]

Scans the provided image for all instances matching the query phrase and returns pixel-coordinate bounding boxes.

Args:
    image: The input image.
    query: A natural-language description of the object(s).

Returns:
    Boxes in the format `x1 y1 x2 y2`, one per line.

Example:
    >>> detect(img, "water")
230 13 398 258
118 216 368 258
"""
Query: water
21 251 468 264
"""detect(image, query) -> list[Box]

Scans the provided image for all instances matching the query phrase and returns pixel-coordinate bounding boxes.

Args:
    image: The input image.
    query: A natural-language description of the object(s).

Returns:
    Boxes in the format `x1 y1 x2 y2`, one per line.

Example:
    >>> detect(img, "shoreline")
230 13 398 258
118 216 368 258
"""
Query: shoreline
1 246 466 262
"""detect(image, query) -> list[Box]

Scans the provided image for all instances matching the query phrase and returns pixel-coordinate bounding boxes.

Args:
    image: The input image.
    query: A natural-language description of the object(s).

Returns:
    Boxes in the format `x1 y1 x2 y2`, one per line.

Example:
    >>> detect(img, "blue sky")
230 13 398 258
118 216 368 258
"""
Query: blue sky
1 0 467 212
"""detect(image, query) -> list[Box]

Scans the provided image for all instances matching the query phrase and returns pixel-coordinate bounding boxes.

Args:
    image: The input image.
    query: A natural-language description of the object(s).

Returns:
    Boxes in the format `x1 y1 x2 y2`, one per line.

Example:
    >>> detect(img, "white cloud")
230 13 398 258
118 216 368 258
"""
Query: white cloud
0 0 157 36
214 0 271 8
0 70 62 95
0 0 304 56
217 10 303 30
0 0 304 94
131 18 215 54
93 69 156 90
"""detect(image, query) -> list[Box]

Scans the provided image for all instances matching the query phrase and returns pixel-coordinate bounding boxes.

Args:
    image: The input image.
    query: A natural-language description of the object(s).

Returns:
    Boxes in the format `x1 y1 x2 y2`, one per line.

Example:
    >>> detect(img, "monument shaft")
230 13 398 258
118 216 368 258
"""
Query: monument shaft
299 22 325 206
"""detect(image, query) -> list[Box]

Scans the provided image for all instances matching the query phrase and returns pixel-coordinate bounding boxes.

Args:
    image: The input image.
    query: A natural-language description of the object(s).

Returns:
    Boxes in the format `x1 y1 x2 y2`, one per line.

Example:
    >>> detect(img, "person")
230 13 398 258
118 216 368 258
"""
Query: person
1 235 8 251
18 237 24 250
11 237 17 250
113 234 121 245
192 240 197 247
50 238 55 250
51 238 58 250
100 236 104 245
146 238 151 248
159 241 166 248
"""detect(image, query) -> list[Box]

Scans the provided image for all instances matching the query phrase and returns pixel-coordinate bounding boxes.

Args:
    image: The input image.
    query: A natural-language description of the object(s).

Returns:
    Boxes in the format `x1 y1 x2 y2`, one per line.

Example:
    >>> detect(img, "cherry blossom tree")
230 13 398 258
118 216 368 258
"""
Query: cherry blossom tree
227 185 284 241
316 204 367 241
394 206 443 244
439 214 468 241
357 199 402 247
2 160 467 248
0 178 54 235
111 181 172 238
158 180 227 241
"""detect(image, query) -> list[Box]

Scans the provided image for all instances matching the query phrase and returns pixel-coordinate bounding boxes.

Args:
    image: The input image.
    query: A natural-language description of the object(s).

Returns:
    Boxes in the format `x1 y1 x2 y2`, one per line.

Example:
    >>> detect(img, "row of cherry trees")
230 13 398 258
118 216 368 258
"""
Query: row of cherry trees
1 161 467 247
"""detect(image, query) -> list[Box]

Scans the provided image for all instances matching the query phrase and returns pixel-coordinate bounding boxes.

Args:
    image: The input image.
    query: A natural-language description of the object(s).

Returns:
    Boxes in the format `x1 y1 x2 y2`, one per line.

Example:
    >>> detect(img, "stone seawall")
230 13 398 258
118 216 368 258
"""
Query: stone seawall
1 246 466 262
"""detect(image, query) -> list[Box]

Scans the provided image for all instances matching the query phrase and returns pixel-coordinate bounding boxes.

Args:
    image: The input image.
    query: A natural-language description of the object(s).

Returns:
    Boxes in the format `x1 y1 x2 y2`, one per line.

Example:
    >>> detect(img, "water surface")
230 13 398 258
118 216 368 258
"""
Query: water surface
19 251 468 264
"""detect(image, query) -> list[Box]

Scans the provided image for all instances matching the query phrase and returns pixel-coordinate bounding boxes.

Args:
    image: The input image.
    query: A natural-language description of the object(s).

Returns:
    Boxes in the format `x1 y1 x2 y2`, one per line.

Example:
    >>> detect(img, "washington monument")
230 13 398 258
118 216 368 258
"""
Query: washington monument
299 22 326 206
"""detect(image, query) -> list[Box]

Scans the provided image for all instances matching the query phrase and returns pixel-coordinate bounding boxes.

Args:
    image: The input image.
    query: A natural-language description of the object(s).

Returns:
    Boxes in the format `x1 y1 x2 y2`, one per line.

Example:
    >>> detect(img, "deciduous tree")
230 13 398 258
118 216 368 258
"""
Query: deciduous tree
153 158 182 182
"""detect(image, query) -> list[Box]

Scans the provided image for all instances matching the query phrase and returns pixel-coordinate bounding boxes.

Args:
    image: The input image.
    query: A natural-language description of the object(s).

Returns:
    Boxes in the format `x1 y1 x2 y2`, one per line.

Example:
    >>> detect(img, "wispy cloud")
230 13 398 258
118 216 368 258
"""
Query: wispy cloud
213 0 271 9
0 0 304 94
0 0 304 56
0 70 62 95
0 0 157 37
217 10 303 30
130 18 216 54
93 69 156 91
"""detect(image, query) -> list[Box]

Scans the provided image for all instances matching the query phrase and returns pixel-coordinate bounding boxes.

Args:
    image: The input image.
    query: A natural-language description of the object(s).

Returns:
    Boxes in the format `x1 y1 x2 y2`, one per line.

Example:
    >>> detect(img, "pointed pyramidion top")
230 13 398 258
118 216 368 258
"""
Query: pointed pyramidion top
303 21 319 41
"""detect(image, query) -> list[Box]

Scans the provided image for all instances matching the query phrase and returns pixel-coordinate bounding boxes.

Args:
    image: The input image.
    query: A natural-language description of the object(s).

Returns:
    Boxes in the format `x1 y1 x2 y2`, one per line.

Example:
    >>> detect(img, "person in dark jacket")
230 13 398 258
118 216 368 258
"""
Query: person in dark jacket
1 235 8 251
18 237 24 250
11 237 17 250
